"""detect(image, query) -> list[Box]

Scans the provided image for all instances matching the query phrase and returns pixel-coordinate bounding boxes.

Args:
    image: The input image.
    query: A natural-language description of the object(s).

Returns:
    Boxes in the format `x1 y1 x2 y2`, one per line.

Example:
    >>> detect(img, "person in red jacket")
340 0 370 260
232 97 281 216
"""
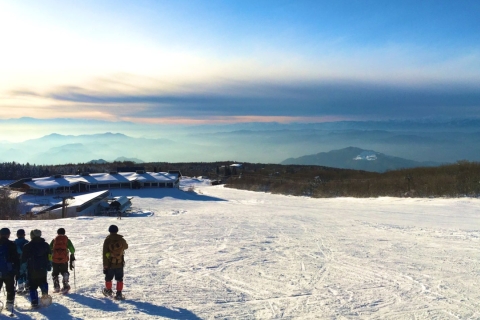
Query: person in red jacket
49 228 75 293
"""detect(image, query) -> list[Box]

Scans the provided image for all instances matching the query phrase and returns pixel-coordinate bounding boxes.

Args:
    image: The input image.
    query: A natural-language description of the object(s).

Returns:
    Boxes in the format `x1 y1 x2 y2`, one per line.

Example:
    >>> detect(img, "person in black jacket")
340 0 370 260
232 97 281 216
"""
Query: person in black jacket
21 229 52 308
0 228 20 313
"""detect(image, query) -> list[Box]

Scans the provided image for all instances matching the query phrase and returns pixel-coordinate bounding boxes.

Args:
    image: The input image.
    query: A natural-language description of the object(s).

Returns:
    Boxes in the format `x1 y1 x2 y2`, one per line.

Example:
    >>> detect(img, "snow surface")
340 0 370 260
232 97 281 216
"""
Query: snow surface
353 151 377 161
1 177 480 319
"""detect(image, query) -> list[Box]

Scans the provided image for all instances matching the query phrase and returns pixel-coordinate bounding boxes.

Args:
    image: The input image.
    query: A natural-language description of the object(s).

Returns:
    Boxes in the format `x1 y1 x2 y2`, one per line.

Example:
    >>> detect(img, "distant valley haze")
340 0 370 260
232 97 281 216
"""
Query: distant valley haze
1 118 480 169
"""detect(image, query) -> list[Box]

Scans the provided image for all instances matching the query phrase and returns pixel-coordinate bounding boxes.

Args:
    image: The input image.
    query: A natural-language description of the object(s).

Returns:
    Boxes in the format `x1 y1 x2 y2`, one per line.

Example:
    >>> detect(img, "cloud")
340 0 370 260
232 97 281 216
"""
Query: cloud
9 78 479 121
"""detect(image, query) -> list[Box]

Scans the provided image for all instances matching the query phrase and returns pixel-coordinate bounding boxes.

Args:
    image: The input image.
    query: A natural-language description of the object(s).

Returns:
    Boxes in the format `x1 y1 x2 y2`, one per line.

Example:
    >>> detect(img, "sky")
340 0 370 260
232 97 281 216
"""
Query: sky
1 0 480 125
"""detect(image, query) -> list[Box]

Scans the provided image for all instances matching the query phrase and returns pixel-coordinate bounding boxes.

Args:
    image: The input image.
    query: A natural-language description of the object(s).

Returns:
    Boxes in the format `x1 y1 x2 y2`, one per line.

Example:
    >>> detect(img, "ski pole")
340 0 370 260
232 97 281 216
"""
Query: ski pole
74 262 76 291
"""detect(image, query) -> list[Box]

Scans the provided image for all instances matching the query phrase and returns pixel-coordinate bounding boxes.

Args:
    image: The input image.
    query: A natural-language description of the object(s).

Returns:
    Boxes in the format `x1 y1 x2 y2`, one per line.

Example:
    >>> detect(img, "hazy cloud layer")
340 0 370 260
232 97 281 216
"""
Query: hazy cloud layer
12 80 479 120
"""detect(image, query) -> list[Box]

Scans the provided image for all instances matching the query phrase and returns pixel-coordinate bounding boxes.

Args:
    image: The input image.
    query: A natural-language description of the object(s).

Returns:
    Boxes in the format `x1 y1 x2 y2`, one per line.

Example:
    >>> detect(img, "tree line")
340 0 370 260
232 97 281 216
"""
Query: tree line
2 160 480 200
224 161 480 198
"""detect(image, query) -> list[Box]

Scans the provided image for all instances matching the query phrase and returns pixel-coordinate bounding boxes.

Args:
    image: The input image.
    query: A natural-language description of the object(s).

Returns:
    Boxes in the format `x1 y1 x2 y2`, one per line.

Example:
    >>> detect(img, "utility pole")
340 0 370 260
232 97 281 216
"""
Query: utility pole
55 194 75 218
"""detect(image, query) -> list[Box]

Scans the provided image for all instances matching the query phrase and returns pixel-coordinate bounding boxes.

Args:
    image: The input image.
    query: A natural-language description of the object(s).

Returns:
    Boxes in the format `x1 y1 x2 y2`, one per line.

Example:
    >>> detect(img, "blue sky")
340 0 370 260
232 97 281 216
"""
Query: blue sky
1 0 479 124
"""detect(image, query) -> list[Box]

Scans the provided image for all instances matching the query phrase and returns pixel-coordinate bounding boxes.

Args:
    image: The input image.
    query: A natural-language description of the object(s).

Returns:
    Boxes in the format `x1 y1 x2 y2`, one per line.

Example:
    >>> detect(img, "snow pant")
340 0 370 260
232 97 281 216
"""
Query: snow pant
28 275 48 305
17 272 28 287
52 262 69 289
0 275 15 302
17 262 28 287
105 267 124 292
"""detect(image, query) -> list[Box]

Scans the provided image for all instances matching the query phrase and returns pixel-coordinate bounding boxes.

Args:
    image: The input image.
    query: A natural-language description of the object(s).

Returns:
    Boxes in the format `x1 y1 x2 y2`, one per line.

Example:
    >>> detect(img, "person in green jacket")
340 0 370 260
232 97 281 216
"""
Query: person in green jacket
102 225 128 300
49 228 75 293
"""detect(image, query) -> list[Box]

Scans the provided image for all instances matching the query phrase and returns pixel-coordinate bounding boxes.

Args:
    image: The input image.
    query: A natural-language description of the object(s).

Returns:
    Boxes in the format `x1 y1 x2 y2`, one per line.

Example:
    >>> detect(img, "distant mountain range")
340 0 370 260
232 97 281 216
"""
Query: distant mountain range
89 157 144 164
281 147 441 172
2 118 480 165
0 133 175 165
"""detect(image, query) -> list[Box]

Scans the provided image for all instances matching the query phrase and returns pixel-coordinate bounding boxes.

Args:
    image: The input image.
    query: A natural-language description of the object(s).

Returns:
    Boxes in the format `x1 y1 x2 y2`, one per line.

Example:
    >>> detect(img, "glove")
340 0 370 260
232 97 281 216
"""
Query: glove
69 254 76 270
103 267 108 275
47 261 52 272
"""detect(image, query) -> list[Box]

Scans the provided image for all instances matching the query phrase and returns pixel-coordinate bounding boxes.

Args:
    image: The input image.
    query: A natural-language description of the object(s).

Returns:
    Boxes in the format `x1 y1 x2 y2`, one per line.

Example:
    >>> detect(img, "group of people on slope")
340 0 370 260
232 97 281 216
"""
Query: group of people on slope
0 224 128 311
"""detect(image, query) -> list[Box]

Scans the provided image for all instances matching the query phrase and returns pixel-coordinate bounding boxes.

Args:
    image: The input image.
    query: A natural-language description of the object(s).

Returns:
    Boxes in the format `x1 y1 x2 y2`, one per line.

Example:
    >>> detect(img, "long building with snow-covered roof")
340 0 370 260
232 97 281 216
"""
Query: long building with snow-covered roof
11 171 180 196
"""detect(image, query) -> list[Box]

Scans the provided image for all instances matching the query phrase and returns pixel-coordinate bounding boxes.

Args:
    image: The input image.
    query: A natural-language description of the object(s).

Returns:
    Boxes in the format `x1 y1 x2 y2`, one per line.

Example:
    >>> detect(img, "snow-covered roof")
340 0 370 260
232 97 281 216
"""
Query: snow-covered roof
24 172 179 190
111 196 131 207
68 190 111 207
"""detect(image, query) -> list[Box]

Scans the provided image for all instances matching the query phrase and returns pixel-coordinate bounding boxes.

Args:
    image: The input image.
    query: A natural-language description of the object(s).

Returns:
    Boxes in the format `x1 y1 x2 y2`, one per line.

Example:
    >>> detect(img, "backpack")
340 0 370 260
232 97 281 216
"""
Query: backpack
0 244 13 278
108 239 124 265
30 242 48 272
52 235 69 264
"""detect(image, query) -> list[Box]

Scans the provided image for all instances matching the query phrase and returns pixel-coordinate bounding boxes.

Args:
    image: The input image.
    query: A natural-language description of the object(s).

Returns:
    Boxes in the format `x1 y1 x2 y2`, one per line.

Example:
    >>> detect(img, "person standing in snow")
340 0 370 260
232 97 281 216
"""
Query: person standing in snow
22 229 52 308
14 229 29 294
0 228 20 312
102 225 128 300
50 228 75 293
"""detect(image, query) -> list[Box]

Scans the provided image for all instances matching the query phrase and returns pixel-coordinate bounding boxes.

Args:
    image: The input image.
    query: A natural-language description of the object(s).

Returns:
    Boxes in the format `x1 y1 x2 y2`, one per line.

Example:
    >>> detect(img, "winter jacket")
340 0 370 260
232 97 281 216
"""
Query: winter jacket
103 233 128 269
14 238 29 256
0 237 20 277
49 235 75 263
22 237 52 278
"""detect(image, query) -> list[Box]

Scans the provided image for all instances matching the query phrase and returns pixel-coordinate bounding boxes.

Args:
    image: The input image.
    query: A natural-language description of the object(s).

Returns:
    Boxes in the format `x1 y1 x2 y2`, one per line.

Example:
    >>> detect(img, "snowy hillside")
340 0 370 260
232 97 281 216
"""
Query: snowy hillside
2 178 479 319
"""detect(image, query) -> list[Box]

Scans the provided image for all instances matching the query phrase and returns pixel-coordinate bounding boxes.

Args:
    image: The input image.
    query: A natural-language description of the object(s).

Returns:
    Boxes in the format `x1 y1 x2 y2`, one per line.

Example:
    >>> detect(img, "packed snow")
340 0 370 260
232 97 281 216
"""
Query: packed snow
1 177 479 319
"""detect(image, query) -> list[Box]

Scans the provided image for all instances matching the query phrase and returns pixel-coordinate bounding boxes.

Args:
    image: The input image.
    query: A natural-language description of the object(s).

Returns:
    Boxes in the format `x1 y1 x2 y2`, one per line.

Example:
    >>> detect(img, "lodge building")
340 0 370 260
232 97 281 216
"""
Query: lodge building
9 170 180 196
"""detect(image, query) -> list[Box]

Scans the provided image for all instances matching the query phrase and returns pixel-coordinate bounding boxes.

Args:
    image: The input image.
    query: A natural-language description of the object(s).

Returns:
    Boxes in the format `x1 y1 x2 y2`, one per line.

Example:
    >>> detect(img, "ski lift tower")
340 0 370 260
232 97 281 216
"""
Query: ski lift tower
54 193 75 218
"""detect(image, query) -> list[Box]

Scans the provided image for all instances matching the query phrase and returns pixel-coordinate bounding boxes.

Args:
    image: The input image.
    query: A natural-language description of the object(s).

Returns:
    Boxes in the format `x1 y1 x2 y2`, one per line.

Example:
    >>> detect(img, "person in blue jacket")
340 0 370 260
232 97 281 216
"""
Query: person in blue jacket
14 229 29 294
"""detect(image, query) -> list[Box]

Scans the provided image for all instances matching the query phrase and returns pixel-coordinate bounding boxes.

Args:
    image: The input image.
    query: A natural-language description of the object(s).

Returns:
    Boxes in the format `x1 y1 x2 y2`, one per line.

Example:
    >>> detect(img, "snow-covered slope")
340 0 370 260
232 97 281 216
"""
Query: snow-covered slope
3 178 479 319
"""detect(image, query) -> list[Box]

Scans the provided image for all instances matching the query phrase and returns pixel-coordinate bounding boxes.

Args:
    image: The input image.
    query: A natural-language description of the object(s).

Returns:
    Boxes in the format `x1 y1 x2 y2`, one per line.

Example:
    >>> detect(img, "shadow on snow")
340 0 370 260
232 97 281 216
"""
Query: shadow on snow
125 300 202 320
13 301 75 320
112 188 226 202
65 293 202 319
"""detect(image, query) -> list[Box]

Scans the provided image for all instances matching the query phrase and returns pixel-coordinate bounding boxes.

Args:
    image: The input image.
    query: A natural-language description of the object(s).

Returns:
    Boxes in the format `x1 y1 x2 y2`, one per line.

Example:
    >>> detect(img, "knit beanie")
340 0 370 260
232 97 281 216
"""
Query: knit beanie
108 225 119 233
0 228 10 236
57 228 66 235
30 229 42 238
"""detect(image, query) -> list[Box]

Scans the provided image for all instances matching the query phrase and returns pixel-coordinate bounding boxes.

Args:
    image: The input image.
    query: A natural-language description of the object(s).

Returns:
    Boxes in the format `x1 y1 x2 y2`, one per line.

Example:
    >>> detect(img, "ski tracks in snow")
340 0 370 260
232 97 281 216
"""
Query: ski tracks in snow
10 186 480 319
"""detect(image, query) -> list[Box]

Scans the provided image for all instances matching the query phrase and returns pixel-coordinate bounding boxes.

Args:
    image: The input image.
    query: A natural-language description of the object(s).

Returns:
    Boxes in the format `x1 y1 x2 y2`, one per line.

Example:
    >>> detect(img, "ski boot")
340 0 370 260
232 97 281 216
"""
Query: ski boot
114 291 125 300
53 276 60 293
102 288 113 297
5 300 13 313
61 273 70 293
62 284 71 294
